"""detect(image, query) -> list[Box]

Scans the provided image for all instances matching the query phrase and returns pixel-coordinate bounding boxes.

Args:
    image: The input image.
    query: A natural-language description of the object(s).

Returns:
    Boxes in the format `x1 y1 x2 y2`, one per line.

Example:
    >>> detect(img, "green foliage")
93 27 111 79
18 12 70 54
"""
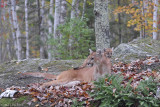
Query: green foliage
90 74 160 107
0 96 30 107
49 18 95 59
71 98 85 107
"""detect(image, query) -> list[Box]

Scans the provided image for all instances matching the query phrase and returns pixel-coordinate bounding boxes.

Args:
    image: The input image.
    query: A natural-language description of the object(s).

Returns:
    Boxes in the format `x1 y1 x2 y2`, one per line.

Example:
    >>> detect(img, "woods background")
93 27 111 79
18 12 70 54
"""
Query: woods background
0 0 159 63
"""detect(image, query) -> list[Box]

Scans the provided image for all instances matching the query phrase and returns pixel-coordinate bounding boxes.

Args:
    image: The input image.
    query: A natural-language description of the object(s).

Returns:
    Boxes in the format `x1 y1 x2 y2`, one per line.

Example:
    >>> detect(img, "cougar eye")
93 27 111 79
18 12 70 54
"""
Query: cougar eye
91 57 94 60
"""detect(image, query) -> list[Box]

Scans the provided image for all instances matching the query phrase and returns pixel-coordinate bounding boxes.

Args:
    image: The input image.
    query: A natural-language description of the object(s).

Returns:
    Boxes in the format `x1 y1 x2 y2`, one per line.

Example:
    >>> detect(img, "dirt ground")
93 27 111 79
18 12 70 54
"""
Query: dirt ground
0 59 83 89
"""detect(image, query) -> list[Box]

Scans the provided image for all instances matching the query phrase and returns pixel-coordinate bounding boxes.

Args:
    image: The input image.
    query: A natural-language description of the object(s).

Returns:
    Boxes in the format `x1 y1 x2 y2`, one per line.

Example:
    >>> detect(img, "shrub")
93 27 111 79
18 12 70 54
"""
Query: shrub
48 18 95 59
90 74 160 107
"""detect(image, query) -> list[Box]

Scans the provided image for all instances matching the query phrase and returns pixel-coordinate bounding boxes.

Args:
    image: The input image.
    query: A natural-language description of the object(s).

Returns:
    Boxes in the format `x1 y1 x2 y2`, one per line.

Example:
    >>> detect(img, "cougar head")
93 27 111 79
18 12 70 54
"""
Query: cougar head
86 49 96 67
103 47 113 58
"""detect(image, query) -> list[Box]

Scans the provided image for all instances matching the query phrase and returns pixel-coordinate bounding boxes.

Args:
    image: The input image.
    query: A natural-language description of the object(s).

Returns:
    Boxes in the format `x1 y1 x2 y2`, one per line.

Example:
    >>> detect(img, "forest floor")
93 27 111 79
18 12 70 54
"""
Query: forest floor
0 56 160 106
0 59 83 89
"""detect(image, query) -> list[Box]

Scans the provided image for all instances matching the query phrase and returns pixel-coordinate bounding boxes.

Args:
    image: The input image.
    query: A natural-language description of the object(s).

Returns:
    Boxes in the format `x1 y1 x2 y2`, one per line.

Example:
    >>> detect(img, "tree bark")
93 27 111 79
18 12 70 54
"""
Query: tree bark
54 0 60 39
25 0 29 59
94 0 110 50
53 0 61 59
81 0 86 20
60 0 67 24
59 0 67 40
8 1 17 58
40 0 45 59
118 0 122 44
153 0 158 40
0 0 1 25
48 0 54 59
70 0 76 19
11 0 22 61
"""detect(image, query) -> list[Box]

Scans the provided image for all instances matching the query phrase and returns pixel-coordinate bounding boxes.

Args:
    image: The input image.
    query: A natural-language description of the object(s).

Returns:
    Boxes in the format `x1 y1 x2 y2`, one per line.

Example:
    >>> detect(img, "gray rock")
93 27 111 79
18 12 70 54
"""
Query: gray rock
113 37 160 62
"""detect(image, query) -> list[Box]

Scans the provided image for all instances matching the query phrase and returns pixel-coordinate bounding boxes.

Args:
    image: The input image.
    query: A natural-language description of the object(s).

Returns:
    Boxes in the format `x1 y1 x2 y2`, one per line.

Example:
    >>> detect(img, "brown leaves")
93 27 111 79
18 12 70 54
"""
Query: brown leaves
112 56 160 90
2 56 159 106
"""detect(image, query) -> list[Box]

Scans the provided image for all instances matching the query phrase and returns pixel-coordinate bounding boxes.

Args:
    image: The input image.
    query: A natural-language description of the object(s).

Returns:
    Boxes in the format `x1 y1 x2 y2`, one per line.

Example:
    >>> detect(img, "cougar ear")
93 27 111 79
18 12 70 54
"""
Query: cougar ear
89 49 93 54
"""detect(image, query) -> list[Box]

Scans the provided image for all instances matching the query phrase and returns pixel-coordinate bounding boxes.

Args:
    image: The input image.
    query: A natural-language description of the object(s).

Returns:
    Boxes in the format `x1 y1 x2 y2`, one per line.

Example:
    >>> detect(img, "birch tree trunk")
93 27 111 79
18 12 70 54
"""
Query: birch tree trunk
54 0 60 39
48 0 54 59
8 1 17 58
118 0 122 44
60 0 67 39
3 2 11 60
68 0 80 56
53 0 61 59
153 0 158 40
0 0 1 25
94 0 110 50
70 0 80 19
25 0 29 59
39 0 46 59
81 0 86 20
60 0 67 25
11 0 22 61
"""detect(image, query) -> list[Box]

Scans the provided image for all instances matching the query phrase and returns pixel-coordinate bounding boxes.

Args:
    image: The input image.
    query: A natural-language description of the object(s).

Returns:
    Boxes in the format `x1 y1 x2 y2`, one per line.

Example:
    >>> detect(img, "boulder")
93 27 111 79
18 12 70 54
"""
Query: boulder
113 37 160 62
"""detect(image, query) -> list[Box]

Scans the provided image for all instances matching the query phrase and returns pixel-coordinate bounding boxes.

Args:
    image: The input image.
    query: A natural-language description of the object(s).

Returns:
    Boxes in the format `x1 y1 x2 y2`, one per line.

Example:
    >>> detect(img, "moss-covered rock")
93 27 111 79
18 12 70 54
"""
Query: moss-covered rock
113 37 160 62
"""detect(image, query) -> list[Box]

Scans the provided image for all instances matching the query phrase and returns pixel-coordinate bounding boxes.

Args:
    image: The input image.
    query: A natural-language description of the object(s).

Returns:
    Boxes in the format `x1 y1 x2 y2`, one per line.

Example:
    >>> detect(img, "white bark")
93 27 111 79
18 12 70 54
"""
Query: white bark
53 0 61 59
70 0 76 19
60 0 67 39
0 37 2 62
40 0 45 59
60 0 67 24
81 0 86 20
3 2 11 60
69 0 80 55
8 1 17 58
75 0 80 17
25 0 29 59
48 0 54 59
6 39 11 60
11 0 22 61
54 0 61 39
153 0 158 40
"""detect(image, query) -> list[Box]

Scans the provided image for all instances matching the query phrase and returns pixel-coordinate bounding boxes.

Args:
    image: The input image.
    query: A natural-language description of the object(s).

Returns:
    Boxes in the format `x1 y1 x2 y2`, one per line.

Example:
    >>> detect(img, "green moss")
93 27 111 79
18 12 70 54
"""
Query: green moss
0 96 31 107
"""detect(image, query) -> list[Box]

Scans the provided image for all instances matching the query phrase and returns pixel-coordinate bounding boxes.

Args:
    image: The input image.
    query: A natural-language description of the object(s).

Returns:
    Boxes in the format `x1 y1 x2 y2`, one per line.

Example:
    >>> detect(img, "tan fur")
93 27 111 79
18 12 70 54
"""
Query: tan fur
41 67 95 87
93 48 113 80
20 50 96 80
40 48 113 88
22 72 56 80
77 50 96 69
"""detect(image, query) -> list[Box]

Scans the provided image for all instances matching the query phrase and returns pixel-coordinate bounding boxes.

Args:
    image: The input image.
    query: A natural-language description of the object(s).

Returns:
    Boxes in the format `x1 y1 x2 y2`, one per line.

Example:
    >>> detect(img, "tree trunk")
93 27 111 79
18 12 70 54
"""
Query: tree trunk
11 0 22 61
94 0 110 50
75 0 80 17
0 0 1 25
69 0 80 56
0 37 2 62
59 0 67 40
70 0 76 19
153 0 158 40
81 0 86 20
8 1 17 58
54 0 60 39
40 0 45 59
6 39 11 60
25 0 29 59
60 0 67 24
48 0 54 60
53 0 61 59
118 0 122 44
